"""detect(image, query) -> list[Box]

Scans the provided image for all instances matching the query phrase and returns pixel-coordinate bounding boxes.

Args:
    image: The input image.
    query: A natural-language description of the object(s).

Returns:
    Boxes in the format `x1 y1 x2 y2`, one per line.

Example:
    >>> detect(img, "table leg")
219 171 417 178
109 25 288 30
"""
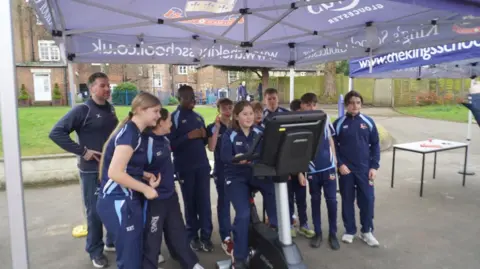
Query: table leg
463 146 468 187
391 148 396 188
433 152 437 179
420 153 426 197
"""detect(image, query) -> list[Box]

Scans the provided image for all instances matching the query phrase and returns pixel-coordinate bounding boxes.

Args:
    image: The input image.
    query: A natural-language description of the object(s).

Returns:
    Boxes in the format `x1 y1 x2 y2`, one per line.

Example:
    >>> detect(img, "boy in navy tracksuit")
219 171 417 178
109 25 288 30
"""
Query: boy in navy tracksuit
49 72 117 268
300 93 340 250
221 101 278 269
262 88 289 118
169 85 214 252
206 98 234 256
142 108 204 269
333 90 380 247
96 92 162 269
287 99 315 239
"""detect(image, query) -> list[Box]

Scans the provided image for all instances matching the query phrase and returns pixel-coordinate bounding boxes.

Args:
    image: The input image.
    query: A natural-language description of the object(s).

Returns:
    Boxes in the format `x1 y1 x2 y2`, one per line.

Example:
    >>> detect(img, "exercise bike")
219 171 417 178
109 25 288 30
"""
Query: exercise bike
216 110 328 269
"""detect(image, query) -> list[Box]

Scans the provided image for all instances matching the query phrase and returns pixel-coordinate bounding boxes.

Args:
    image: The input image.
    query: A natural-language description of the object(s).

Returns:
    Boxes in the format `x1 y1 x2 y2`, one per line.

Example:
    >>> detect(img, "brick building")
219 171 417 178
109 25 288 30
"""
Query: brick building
13 1 171 105
14 1 235 106
171 65 236 92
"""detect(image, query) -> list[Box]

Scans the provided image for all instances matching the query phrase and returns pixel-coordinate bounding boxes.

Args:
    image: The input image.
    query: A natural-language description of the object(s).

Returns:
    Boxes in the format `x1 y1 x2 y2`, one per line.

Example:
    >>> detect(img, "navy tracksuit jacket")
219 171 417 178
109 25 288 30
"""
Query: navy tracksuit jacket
142 133 199 269
96 121 145 269
262 106 289 119
463 93 480 126
169 106 212 242
206 122 232 241
333 113 380 235
49 98 118 259
220 126 277 262
307 115 338 235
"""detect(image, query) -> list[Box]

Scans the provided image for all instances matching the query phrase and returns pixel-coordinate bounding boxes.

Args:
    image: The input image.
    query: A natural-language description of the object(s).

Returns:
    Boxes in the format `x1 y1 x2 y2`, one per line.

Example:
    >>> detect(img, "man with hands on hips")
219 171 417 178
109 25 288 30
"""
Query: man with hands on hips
332 90 380 247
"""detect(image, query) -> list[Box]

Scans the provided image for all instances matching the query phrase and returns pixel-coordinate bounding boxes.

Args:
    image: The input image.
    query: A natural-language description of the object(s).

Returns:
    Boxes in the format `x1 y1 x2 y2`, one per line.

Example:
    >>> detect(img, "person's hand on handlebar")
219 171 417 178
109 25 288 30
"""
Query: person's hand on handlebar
298 173 307 186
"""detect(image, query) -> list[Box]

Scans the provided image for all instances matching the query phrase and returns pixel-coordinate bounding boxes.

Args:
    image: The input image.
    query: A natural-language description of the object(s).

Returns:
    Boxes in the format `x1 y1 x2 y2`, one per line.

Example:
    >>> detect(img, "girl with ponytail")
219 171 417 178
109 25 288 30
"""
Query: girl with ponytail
96 91 162 269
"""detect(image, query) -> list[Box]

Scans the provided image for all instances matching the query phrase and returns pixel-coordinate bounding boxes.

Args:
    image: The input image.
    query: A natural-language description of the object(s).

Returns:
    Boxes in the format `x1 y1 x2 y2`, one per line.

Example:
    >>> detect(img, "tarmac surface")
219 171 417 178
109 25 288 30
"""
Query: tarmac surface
1 109 480 269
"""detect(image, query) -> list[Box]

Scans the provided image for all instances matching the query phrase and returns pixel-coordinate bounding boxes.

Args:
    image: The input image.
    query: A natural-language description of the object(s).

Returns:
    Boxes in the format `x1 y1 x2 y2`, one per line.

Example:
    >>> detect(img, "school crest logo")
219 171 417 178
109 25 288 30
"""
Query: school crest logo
156 151 162 156
360 123 367 129
197 117 202 122
308 175 313 180
329 173 336 180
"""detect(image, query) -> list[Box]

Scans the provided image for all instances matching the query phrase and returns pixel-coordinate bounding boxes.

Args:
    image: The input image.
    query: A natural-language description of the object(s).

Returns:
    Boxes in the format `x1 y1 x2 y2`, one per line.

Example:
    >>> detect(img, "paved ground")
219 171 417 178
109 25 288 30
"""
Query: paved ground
2 109 480 269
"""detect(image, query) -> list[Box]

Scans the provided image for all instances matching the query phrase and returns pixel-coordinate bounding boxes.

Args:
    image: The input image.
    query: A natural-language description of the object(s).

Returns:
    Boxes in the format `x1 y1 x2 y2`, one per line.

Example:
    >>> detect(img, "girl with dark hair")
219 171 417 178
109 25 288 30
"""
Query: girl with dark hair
142 108 204 269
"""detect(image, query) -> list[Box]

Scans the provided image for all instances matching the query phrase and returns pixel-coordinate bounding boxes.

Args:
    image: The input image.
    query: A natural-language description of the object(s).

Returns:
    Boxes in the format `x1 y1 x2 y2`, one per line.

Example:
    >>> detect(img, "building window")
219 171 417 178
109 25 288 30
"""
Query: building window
188 66 197 72
178 66 188 75
153 73 162 88
38 40 60 62
300 72 307 76
228 71 240 83
177 83 189 89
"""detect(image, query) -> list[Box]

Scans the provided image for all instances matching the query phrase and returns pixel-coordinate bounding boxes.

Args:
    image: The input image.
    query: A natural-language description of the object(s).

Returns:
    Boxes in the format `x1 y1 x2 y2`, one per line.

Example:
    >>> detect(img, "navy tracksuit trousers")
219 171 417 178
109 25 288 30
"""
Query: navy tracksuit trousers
288 175 307 226
97 196 143 269
226 176 277 262
214 172 232 241
339 171 375 234
178 166 213 242
143 193 199 269
308 168 338 235
80 172 114 259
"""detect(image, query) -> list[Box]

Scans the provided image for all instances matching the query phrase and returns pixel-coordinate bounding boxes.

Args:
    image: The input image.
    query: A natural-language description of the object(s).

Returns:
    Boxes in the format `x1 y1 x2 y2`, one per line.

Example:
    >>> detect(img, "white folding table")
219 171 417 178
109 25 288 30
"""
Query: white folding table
391 139 468 197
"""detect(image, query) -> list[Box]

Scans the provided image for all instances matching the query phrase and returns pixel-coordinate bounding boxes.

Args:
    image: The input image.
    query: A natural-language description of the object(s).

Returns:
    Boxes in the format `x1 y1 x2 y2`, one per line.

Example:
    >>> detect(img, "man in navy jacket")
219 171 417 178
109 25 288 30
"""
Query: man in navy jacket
49 72 118 268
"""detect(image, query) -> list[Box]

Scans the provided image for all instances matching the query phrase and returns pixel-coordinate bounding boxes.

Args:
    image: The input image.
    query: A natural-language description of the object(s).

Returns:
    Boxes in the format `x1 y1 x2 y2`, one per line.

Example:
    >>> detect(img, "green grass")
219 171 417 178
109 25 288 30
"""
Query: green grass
395 105 470 123
0 105 219 157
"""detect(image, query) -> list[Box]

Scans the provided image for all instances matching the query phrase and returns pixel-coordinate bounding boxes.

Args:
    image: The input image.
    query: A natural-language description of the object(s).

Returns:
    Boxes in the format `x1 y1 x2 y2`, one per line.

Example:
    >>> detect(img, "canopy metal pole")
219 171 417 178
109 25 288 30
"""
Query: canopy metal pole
459 79 475 175
289 68 294 102
348 77 353 92
0 0 30 268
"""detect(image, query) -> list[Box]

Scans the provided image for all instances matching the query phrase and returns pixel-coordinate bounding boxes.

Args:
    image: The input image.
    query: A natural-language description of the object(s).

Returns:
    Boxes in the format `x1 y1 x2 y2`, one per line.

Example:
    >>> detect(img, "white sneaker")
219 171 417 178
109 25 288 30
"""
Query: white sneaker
193 263 205 269
158 254 165 264
103 245 116 252
359 232 379 247
342 234 355 244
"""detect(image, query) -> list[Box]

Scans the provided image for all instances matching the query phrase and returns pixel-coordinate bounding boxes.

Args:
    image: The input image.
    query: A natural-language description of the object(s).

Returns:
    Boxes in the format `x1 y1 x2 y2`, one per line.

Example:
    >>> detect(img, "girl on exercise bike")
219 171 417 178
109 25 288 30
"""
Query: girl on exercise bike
220 101 278 269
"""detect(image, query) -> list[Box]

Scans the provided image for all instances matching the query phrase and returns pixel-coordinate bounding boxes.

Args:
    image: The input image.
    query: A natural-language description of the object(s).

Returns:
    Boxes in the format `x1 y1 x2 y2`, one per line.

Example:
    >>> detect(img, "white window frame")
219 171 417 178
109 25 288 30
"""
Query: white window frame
38 40 60 62
228 71 240 83
188 66 197 72
153 73 162 88
178 66 188 75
